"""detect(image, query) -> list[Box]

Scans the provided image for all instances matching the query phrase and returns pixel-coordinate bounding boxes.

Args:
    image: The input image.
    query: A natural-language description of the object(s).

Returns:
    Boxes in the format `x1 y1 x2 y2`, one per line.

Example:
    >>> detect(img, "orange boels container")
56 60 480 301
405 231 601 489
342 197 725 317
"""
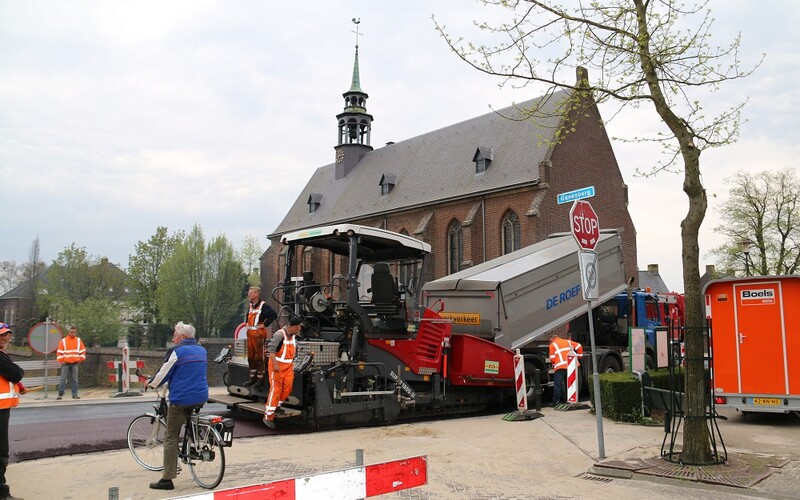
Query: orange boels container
705 276 800 413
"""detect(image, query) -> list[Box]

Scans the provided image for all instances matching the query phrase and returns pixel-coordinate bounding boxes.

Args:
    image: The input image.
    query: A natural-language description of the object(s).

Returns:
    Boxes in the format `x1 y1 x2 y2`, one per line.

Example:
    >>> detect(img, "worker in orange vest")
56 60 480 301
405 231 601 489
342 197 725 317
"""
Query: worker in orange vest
263 317 302 429
549 333 583 405
56 326 86 400
245 286 277 388
0 323 23 500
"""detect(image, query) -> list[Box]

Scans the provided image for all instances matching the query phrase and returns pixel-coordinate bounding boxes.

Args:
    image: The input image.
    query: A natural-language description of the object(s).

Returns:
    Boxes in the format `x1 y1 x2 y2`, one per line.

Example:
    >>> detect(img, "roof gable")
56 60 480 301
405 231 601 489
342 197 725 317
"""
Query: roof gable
271 90 572 237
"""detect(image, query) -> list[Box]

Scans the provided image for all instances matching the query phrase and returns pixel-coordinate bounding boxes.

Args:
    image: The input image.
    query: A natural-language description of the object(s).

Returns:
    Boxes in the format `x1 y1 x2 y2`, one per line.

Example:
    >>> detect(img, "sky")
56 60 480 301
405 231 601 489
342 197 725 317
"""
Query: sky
2 0 799 293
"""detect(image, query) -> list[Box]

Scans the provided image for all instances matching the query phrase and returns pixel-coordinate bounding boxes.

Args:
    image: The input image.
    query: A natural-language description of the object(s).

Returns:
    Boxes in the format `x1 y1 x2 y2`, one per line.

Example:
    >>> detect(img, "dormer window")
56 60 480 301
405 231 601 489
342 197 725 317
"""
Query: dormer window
473 146 493 174
307 193 323 213
379 173 396 196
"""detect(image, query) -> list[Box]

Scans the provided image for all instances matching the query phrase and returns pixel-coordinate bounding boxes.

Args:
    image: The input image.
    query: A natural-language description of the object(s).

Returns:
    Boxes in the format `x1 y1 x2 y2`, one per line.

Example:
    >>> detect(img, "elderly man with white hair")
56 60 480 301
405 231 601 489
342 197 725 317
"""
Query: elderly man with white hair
148 321 209 491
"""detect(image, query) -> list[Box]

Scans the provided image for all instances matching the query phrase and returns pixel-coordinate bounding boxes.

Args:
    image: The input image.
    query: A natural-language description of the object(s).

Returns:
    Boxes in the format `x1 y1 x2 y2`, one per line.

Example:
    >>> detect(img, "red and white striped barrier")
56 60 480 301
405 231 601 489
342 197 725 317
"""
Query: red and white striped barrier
566 354 578 403
513 349 527 411
107 346 144 393
169 455 427 500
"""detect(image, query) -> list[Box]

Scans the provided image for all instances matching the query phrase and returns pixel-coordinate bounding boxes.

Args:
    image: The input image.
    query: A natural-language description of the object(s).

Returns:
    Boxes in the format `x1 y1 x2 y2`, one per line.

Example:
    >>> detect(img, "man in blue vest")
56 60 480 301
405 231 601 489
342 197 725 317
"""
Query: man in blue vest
148 321 208 491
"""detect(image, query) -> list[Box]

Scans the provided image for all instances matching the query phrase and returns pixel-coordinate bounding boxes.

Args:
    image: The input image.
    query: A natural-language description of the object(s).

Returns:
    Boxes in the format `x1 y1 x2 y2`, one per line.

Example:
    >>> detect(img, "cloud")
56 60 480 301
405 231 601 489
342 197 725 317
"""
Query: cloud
0 0 797 295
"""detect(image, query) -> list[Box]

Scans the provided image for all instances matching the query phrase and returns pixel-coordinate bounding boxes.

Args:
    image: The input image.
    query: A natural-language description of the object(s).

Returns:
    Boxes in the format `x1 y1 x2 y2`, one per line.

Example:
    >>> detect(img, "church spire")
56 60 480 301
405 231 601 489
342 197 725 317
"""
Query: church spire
348 20 363 93
334 18 374 179
348 45 363 94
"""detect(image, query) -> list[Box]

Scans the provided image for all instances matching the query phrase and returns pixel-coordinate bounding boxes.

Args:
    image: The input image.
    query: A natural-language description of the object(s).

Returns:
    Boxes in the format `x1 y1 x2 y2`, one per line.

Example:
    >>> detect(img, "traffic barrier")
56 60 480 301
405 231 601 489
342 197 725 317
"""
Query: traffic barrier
513 349 527 411
566 354 578 403
107 346 144 394
168 455 427 500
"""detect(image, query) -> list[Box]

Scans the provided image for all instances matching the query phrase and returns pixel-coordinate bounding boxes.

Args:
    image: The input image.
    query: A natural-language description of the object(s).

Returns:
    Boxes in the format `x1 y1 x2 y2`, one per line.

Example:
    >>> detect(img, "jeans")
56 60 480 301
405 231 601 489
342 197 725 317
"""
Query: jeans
57 363 80 397
553 369 566 404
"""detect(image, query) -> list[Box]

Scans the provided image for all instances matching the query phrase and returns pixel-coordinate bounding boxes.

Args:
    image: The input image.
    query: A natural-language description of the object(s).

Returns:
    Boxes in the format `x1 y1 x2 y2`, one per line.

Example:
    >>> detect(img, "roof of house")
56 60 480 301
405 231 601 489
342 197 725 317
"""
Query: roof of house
638 268 669 294
270 89 573 237
0 267 48 300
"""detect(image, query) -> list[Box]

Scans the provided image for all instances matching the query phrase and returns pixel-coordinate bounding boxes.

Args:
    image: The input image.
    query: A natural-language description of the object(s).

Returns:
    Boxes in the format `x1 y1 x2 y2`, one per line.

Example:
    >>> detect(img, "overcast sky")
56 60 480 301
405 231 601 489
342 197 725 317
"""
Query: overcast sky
2 0 798 292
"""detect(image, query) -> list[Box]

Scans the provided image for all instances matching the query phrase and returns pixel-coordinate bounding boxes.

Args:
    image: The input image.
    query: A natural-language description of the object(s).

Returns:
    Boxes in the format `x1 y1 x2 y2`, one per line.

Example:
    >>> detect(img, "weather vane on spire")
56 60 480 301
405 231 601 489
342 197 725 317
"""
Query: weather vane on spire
351 18 362 48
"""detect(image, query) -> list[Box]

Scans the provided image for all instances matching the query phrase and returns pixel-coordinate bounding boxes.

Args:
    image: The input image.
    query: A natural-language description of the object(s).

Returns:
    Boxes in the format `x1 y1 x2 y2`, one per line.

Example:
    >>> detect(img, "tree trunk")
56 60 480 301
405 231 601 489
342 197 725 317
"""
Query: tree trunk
680 148 713 463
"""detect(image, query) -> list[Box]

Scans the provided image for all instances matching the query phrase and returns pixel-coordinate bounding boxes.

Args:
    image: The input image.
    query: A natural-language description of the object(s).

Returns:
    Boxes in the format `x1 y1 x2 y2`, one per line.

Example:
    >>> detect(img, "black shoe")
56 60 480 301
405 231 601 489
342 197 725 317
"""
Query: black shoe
72 395 80 399
56 395 63 400
149 479 174 490
262 417 275 429
275 407 286 416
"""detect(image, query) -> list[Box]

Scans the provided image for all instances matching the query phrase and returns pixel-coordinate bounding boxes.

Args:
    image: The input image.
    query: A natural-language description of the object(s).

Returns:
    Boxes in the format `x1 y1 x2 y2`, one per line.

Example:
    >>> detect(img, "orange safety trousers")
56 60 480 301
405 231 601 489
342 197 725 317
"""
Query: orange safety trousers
265 360 294 421
246 327 267 382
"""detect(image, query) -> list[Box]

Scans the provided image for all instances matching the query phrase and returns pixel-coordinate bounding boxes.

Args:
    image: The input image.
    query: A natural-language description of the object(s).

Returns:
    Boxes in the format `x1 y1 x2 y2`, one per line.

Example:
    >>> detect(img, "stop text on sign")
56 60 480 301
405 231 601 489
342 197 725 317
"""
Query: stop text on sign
569 199 600 251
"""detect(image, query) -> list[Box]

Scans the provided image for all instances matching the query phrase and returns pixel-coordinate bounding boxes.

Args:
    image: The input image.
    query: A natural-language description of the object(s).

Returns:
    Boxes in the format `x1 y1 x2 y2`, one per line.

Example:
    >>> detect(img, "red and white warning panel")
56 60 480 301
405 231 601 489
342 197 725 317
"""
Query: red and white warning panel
513 349 527 411
567 354 578 403
169 455 427 500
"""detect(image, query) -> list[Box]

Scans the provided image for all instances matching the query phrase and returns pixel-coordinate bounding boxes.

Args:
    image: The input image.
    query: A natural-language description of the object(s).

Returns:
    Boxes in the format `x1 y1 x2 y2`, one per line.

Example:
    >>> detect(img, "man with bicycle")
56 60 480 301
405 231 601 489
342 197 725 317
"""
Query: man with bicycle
148 321 208 491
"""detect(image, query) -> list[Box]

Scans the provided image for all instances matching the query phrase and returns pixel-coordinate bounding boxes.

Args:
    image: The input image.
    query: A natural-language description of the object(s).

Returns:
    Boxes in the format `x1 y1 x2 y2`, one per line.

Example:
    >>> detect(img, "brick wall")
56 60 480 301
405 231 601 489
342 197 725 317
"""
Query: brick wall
10 337 232 390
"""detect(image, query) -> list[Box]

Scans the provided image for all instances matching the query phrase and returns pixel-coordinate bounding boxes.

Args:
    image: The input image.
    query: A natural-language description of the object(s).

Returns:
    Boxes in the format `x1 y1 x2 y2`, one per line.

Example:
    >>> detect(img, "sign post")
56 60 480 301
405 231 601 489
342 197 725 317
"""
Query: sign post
569 198 606 459
27 319 63 399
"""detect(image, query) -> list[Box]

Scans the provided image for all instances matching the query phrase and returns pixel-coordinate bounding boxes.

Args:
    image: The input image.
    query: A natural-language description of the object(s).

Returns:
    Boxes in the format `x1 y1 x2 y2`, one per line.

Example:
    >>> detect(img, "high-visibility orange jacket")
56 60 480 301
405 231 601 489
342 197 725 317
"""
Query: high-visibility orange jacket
57 336 86 364
0 376 20 409
549 337 583 371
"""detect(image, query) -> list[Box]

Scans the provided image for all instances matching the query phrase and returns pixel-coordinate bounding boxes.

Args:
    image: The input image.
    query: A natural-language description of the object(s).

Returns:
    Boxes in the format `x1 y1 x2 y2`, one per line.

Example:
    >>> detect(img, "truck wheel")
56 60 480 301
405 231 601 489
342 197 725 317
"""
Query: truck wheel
524 362 547 402
600 357 622 373
645 354 656 371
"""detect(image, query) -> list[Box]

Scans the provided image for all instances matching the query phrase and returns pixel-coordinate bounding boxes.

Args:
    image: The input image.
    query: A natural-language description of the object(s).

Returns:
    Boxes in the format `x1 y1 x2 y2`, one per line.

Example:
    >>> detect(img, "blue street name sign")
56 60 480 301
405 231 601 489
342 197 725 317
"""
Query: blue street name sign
557 186 595 204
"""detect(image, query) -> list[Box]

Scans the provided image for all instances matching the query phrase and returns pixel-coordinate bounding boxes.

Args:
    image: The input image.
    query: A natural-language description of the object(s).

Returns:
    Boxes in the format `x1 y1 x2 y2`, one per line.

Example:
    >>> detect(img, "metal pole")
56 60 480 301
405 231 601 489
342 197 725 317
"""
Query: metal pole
587 301 606 458
44 317 50 399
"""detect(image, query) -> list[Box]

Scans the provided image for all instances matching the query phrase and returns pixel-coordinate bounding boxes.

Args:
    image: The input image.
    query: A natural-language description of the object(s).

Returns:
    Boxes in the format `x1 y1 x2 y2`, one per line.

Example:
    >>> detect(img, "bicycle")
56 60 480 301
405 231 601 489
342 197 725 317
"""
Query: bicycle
127 376 234 489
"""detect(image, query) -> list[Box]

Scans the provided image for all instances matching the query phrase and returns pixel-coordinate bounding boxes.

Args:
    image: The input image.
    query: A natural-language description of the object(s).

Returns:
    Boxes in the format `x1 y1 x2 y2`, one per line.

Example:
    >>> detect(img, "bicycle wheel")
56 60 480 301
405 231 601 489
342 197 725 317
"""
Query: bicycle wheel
127 414 166 471
187 425 225 489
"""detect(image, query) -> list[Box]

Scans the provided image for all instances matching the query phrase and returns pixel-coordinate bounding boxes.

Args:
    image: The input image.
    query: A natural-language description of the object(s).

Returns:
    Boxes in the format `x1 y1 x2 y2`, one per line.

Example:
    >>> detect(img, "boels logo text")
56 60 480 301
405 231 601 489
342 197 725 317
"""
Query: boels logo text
740 288 776 305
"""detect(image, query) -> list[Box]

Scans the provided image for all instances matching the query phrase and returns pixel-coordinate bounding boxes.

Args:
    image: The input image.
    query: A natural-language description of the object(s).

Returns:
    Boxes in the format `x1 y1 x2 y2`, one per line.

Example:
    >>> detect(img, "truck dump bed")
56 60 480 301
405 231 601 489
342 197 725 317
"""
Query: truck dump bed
422 232 627 350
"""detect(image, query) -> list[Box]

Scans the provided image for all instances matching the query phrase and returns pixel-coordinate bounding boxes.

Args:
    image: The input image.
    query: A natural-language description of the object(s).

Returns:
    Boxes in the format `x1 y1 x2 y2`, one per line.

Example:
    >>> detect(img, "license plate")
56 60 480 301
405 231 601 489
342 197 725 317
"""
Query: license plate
752 398 781 406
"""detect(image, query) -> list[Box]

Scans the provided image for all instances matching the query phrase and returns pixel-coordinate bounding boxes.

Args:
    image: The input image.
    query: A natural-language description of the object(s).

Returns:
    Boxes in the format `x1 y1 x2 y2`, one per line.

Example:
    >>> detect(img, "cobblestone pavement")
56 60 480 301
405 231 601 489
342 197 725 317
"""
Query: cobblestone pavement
9 390 800 499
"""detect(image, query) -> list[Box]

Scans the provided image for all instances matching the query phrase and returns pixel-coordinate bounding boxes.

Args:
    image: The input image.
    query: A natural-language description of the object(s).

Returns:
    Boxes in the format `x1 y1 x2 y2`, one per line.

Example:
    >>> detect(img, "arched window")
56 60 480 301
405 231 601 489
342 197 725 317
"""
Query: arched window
448 221 463 274
502 211 521 254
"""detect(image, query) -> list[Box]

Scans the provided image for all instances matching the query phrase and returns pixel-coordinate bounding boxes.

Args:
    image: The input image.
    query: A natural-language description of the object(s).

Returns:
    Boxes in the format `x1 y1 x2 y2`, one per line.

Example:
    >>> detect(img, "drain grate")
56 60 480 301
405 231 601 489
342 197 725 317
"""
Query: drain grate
582 474 613 483
695 465 771 488
593 452 790 489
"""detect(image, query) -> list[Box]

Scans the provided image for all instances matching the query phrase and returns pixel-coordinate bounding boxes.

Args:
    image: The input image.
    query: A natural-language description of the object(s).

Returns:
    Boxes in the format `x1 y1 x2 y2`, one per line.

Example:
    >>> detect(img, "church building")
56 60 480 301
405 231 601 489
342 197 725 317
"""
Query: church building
260 42 638 309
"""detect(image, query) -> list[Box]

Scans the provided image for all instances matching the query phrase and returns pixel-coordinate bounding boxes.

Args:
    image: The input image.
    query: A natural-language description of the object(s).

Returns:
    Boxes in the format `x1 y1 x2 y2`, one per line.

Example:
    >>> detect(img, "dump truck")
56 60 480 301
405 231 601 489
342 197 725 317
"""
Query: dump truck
422 231 632 394
568 288 681 371
705 276 800 414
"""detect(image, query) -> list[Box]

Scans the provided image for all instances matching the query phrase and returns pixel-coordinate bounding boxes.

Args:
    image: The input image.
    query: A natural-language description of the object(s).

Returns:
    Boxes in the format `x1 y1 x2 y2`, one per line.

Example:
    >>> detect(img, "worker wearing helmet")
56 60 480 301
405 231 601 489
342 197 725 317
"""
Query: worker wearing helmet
549 333 583 405
263 317 302 429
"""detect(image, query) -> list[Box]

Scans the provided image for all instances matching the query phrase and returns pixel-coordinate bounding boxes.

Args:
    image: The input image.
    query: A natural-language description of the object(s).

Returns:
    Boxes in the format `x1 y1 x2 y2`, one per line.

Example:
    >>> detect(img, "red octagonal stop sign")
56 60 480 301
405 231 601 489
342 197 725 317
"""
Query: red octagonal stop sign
570 200 600 251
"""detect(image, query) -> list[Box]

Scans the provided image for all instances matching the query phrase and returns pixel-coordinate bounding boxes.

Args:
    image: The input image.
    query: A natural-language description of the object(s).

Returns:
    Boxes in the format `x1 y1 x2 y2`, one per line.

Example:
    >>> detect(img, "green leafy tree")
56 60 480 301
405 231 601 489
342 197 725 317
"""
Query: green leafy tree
434 0 760 463
46 244 129 345
237 234 263 287
710 168 800 276
127 227 183 346
157 225 245 339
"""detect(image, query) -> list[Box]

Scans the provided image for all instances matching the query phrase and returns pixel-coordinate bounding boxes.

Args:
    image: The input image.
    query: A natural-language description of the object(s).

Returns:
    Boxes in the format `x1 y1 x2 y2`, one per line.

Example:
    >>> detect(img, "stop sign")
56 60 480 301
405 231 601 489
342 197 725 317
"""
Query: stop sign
570 200 600 251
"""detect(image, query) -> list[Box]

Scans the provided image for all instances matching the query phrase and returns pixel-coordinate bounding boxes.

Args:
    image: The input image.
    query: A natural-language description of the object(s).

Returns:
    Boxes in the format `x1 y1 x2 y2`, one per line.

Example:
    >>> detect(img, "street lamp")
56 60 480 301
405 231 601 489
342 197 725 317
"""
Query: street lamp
739 239 753 276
